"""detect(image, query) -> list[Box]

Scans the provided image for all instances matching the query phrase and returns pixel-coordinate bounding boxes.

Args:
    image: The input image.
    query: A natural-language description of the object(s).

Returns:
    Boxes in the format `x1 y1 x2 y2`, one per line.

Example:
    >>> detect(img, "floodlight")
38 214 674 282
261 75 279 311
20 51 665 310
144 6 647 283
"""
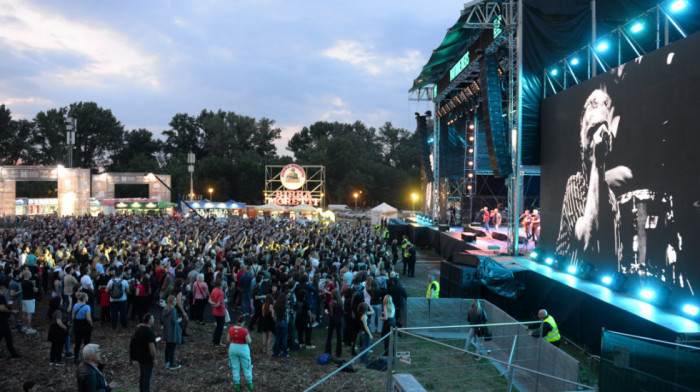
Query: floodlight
570 58 580 66
545 258 554 266
630 23 644 33
639 289 656 301
567 265 577 274
529 251 538 259
683 304 699 316
670 0 687 12
550 68 558 76
601 276 613 285
596 42 609 52
427 137 434 143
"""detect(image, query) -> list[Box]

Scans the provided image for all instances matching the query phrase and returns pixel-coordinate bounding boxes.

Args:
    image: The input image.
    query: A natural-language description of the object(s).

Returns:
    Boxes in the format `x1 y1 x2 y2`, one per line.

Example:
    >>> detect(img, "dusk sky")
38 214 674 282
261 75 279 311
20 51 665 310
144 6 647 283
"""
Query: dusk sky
0 0 466 155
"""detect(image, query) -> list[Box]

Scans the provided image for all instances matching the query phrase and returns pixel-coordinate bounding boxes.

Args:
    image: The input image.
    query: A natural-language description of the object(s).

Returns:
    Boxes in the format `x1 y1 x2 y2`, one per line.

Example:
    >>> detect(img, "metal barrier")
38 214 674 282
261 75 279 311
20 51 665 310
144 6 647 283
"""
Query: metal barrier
305 320 593 391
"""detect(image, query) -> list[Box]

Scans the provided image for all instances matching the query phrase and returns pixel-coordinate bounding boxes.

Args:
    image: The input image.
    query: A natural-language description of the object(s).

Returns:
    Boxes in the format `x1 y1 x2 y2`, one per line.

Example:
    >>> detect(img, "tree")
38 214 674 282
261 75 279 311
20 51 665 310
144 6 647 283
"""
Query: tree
162 113 203 160
0 105 37 164
110 128 162 172
32 102 124 170
198 110 281 161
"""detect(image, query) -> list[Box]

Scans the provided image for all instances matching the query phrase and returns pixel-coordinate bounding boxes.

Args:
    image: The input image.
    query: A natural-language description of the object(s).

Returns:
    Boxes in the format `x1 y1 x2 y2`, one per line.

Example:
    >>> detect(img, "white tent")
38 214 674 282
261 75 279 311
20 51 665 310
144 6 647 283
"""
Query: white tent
255 204 285 212
370 202 398 225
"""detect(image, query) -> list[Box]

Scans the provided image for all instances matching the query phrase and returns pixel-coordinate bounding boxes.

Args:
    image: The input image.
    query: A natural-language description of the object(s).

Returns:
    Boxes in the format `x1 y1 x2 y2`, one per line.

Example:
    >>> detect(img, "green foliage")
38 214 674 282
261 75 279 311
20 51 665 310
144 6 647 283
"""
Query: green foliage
0 101 422 207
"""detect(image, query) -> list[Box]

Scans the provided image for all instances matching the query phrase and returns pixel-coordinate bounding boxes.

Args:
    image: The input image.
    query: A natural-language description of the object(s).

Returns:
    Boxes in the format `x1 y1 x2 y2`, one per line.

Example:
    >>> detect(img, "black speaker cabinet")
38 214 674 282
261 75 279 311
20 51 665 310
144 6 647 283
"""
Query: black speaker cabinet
461 233 477 242
491 232 509 242
438 224 450 232
452 252 481 268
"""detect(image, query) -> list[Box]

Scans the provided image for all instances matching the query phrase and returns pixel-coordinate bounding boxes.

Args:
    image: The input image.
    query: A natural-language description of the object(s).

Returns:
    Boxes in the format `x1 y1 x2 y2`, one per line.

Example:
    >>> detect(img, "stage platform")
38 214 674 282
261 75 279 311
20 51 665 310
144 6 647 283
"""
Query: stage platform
409 223 700 352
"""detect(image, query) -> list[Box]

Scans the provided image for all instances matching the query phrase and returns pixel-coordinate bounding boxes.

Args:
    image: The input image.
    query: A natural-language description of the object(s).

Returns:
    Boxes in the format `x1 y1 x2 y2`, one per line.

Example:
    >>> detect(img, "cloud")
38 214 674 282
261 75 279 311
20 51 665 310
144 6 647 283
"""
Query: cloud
276 125 303 156
0 96 53 107
0 0 160 88
321 40 423 76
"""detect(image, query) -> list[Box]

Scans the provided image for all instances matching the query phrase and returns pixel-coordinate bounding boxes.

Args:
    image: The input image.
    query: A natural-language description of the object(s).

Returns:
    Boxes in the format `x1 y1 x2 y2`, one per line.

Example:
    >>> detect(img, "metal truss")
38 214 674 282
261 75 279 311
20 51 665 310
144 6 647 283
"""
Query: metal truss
543 2 689 98
264 165 326 208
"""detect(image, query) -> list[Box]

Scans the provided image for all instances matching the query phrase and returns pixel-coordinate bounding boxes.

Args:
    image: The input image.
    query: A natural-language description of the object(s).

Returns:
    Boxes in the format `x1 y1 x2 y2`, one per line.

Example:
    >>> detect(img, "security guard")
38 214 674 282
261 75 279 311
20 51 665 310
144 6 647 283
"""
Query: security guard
531 309 561 346
426 274 440 299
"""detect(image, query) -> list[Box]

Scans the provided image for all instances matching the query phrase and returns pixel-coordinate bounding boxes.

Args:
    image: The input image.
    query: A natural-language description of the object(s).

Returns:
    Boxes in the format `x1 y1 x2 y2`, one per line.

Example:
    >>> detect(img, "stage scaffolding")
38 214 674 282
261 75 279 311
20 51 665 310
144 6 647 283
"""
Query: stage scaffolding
264 165 326 209
410 0 527 255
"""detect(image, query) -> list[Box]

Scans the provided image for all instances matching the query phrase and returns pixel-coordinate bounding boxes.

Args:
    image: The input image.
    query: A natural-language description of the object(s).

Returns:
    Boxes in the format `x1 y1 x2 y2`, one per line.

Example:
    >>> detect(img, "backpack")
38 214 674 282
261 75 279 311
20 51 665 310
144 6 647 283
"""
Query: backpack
110 279 124 299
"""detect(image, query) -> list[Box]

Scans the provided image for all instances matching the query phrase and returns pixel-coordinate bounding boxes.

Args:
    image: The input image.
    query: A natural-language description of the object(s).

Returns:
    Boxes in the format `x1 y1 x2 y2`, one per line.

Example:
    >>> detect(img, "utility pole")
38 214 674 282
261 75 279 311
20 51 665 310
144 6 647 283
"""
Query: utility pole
66 117 76 168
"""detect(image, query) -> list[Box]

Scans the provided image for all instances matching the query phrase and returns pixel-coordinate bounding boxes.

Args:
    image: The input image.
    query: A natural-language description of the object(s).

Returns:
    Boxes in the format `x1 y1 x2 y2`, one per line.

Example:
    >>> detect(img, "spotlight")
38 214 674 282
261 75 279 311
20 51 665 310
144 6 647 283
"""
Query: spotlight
567 265 577 274
468 148 473 153
469 123 475 130
545 258 554 266
596 41 609 52
639 289 655 301
427 137 434 143
529 251 538 259
670 0 687 12
630 22 644 33
683 304 699 317
570 58 580 66
469 136 474 142
601 276 613 285
468 161 474 166
550 68 558 76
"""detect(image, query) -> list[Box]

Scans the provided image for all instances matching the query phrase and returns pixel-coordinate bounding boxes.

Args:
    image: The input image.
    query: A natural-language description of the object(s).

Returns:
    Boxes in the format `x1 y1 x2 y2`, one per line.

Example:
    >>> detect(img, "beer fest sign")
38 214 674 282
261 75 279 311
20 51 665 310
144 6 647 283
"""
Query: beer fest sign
267 164 320 206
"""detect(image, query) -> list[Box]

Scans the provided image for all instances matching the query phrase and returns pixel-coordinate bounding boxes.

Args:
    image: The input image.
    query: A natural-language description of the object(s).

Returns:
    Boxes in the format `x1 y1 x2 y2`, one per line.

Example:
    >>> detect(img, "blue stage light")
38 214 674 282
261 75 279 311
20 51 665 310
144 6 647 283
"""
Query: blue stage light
550 68 558 76
670 0 687 12
427 137 434 143
545 258 554 266
630 22 644 33
640 289 656 301
601 276 613 285
529 251 538 259
683 304 699 316
567 265 577 274
570 58 580 66
596 41 609 52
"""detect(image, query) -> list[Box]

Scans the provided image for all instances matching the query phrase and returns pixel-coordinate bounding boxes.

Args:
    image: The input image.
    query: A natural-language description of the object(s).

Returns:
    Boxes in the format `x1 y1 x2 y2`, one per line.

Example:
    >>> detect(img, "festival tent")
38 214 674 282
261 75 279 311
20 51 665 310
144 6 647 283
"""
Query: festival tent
288 204 318 212
370 202 398 225
255 204 285 212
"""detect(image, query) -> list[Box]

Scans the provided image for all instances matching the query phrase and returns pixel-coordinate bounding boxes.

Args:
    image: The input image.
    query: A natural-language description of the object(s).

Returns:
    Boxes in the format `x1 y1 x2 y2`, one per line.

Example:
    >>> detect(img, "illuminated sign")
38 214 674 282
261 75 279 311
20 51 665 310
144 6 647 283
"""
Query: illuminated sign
449 51 470 81
494 15 503 38
267 190 320 207
116 202 128 208
280 164 306 190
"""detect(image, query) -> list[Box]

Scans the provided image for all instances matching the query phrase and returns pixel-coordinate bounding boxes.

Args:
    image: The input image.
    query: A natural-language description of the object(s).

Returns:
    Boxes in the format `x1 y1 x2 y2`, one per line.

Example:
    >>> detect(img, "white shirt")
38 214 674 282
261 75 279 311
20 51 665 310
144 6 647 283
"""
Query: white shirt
80 275 94 291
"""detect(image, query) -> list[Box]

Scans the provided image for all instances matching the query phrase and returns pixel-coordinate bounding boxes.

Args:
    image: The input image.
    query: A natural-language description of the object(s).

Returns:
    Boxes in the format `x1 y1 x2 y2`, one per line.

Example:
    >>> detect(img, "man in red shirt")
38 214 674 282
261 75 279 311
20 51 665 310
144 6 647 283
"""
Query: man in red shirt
208 279 227 346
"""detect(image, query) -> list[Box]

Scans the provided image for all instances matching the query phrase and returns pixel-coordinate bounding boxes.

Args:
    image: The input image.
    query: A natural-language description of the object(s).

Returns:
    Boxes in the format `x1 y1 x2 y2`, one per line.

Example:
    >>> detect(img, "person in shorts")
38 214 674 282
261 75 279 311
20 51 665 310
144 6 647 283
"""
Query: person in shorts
21 269 37 334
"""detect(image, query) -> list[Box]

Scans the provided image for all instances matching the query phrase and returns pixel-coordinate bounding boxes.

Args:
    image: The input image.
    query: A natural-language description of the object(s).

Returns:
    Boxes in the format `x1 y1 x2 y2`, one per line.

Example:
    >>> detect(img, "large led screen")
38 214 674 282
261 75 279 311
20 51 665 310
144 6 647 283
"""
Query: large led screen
540 32 700 299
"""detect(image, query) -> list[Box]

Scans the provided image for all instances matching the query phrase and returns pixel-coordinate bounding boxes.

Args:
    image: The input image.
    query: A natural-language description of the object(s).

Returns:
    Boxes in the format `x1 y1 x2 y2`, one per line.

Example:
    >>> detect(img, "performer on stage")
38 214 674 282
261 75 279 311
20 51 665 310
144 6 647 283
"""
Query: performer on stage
555 88 622 268
520 210 532 242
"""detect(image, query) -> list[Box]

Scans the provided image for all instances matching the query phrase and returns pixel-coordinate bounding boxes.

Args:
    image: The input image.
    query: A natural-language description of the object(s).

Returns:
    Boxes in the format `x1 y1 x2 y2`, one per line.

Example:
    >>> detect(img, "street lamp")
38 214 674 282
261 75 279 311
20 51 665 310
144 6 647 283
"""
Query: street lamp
412 193 418 212
208 187 213 201
353 192 358 210
65 117 76 168
187 152 195 200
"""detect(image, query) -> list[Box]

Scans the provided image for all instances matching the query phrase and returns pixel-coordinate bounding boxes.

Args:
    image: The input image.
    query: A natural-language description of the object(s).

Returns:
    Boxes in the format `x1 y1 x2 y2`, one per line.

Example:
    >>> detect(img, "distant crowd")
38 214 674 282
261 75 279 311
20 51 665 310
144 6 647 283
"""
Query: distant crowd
0 214 411 391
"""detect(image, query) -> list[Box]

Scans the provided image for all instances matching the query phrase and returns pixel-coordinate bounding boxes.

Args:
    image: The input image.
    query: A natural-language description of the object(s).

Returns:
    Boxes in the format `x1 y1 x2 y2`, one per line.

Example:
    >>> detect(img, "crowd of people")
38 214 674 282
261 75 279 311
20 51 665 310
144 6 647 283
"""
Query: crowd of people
0 214 410 391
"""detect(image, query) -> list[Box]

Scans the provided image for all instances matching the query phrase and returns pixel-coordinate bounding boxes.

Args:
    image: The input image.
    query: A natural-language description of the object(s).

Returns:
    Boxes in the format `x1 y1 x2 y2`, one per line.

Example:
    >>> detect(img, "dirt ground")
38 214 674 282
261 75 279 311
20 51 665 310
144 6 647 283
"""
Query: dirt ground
1 250 442 392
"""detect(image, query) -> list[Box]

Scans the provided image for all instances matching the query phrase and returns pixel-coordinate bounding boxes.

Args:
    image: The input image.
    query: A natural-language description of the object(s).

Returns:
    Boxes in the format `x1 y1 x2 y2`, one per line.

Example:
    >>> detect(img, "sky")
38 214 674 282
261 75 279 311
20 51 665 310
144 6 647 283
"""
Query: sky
0 0 466 156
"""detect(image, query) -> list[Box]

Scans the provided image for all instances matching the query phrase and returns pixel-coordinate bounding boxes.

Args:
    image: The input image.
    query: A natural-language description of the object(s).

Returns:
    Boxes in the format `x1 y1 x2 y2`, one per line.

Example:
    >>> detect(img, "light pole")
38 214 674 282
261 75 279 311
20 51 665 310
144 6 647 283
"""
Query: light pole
65 117 76 168
353 192 358 210
208 187 214 201
412 193 418 212
187 152 195 200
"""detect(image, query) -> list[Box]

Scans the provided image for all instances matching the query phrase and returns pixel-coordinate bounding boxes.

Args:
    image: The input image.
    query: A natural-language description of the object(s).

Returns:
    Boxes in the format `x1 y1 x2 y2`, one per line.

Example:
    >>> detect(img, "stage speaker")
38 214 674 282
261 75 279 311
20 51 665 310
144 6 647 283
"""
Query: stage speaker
479 54 512 178
438 224 450 232
461 233 476 242
452 252 481 268
449 266 480 298
491 232 509 242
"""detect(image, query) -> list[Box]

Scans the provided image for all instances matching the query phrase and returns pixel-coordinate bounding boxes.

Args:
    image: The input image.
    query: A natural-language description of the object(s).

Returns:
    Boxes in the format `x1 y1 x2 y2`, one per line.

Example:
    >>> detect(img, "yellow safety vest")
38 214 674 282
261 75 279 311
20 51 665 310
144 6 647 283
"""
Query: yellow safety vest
543 315 560 343
426 281 440 298
382 229 389 239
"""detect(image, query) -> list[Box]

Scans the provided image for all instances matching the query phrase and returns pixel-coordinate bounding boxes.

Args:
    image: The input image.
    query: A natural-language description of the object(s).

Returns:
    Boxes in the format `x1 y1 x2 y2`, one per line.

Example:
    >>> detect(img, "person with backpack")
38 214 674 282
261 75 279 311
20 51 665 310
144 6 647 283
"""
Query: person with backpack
107 268 129 329
131 313 157 392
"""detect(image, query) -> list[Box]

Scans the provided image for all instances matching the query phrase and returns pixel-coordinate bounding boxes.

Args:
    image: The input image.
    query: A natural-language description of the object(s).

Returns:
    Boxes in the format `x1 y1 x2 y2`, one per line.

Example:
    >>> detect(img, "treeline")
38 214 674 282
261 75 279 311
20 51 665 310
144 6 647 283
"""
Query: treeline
0 103 420 207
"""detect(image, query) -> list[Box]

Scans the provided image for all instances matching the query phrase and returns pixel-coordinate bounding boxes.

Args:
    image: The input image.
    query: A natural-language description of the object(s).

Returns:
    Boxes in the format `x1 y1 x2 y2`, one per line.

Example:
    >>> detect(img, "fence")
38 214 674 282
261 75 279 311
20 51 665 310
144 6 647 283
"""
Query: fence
599 329 700 391
306 298 593 392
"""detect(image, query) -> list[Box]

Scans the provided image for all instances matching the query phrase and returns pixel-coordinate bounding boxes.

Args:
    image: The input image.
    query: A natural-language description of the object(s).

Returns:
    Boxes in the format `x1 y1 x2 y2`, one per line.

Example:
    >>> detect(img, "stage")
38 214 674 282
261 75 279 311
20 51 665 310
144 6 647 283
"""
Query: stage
401 222 700 353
